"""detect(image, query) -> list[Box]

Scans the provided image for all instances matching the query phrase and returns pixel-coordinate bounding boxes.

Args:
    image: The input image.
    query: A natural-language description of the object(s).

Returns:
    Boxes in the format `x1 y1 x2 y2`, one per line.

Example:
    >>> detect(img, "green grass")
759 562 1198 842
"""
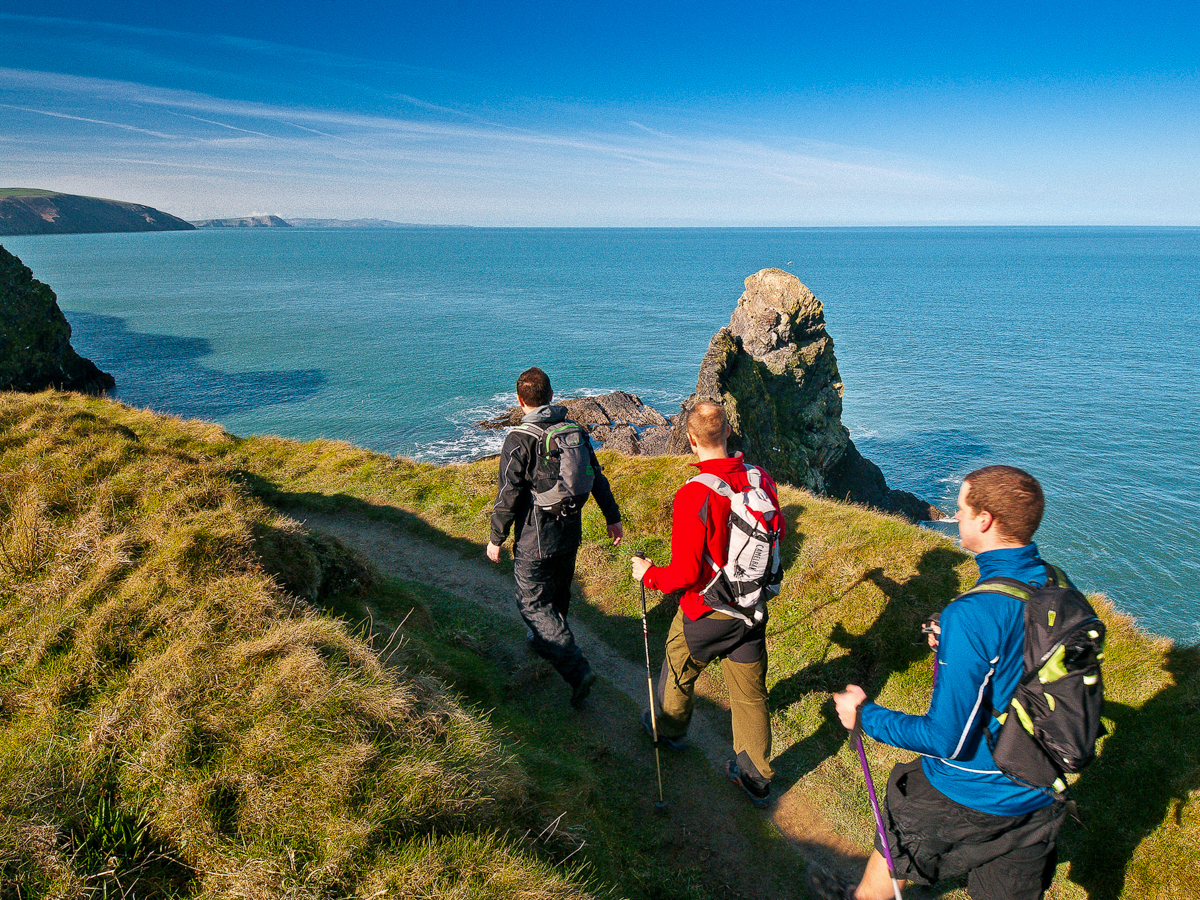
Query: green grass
0 189 60 198
2 390 1197 900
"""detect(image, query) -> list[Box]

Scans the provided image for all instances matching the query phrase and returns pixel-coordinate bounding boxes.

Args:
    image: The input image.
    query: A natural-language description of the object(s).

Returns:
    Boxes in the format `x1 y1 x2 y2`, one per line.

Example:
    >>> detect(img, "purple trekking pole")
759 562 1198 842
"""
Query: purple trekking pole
853 715 903 900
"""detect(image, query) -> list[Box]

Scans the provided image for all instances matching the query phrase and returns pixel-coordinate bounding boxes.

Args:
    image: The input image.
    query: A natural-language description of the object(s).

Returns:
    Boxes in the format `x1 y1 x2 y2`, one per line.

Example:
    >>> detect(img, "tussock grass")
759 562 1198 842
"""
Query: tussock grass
0 392 594 899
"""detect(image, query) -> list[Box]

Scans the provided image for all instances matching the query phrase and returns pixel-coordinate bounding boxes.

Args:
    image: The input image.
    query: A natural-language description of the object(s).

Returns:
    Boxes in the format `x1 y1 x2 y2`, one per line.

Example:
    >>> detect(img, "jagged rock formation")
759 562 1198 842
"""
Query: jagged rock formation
0 189 194 236
0 244 114 394
668 268 941 522
476 390 673 454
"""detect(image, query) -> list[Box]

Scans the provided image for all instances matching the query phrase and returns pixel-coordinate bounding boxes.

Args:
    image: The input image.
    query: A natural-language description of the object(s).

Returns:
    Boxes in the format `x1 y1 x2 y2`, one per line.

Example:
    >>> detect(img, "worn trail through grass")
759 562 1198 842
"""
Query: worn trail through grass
282 505 868 888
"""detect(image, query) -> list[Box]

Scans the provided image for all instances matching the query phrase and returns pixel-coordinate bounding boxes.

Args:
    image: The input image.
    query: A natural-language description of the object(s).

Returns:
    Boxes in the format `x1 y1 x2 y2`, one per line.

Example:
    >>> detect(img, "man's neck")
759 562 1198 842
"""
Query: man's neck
694 444 730 463
975 537 1031 555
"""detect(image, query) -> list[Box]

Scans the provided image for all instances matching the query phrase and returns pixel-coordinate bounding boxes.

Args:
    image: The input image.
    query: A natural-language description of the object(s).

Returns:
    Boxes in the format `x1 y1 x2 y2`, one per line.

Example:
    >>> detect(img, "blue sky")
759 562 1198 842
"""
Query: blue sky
2 1 1198 225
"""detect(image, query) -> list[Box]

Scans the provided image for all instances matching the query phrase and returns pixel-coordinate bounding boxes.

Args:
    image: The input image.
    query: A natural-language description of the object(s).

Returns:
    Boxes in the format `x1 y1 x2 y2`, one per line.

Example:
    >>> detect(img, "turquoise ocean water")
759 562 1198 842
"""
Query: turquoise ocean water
5 227 1198 642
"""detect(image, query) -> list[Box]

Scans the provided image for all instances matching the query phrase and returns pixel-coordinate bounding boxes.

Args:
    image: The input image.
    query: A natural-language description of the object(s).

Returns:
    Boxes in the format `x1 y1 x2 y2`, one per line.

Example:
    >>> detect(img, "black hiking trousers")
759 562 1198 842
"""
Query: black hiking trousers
513 548 590 689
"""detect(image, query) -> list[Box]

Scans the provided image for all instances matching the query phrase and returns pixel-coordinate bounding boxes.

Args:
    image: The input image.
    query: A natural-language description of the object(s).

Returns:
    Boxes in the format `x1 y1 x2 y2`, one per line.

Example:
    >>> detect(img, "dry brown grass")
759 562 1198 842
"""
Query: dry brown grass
0 392 595 900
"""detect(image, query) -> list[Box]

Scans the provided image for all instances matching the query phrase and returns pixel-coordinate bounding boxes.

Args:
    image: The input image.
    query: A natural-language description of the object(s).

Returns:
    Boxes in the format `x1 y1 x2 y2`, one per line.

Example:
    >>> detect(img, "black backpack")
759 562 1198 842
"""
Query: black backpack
517 421 595 517
961 562 1106 798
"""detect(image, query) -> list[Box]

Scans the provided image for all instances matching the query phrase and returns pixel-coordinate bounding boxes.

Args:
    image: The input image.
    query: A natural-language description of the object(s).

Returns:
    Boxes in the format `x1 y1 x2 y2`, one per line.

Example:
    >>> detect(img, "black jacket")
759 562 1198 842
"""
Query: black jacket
489 404 621 558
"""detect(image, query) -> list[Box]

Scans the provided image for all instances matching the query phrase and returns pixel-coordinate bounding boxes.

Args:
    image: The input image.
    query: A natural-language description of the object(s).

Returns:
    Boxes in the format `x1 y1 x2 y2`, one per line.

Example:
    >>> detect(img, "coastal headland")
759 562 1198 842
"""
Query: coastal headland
0 189 194 236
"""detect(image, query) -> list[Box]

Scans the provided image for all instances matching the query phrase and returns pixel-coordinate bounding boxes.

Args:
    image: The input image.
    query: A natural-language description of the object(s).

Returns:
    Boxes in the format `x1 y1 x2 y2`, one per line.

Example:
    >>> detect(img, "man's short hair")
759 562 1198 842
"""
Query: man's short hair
516 367 552 407
686 400 728 449
963 465 1045 544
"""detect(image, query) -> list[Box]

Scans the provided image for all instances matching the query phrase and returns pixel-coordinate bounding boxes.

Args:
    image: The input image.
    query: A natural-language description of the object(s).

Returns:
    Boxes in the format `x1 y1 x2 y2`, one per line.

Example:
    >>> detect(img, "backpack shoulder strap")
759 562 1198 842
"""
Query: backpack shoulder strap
687 472 736 498
1036 560 1071 589
960 576 1034 603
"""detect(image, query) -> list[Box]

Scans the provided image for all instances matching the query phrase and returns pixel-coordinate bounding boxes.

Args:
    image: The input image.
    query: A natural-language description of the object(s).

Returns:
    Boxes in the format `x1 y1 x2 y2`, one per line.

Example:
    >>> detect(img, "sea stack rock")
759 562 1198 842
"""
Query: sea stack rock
0 244 114 394
670 268 941 522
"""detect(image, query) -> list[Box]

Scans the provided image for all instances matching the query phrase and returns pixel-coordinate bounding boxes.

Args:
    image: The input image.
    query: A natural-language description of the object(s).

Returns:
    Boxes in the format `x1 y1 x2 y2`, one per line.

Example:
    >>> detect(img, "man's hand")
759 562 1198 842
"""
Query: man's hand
926 621 941 650
608 522 624 546
631 554 652 583
486 541 502 563
833 684 868 731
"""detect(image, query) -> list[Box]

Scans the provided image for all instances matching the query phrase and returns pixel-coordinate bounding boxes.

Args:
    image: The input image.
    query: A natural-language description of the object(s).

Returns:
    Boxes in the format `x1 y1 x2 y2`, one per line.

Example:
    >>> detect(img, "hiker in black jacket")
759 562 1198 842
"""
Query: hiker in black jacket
486 367 623 707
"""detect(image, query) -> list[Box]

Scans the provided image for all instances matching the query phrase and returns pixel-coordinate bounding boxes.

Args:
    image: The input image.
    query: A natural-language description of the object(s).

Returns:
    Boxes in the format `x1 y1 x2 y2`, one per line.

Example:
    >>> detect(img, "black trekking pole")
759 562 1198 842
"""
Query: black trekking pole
634 553 667 814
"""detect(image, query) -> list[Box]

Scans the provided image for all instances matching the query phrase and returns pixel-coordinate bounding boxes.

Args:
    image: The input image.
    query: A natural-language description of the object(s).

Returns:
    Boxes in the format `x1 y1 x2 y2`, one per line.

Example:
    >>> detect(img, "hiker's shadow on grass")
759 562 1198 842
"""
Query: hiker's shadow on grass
1060 644 1200 900
769 546 968 789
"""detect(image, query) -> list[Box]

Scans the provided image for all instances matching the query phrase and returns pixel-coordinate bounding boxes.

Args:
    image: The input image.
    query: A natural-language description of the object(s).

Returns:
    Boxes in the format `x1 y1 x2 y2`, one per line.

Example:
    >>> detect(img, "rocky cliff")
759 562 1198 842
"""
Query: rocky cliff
0 189 194 236
669 268 941 521
0 244 114 394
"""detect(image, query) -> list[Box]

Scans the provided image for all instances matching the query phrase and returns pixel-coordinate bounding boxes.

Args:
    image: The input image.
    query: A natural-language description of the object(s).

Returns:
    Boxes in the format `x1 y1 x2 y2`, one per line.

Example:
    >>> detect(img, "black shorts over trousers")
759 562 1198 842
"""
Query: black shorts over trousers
876 759 1066 900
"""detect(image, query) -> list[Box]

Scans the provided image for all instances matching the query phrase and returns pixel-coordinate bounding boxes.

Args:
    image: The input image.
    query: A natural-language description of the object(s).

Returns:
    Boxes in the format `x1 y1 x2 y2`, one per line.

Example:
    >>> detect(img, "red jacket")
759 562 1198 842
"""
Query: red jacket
643 453 784 621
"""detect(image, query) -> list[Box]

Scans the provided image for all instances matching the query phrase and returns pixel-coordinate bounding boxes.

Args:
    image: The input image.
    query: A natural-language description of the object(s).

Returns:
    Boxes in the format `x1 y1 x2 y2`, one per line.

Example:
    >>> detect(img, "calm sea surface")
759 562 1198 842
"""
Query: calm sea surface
5 227 1198 642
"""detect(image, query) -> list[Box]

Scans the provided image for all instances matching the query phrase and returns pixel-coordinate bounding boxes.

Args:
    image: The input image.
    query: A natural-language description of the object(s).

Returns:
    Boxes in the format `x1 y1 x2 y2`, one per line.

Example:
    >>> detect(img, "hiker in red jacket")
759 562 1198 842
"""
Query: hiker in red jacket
631 400 783 807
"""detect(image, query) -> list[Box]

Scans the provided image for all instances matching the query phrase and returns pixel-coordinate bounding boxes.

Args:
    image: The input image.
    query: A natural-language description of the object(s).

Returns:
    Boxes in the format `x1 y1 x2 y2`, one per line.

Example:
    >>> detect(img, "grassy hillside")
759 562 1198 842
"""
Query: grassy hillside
2 391 1197 899
0 393 596 898
0 192 194 236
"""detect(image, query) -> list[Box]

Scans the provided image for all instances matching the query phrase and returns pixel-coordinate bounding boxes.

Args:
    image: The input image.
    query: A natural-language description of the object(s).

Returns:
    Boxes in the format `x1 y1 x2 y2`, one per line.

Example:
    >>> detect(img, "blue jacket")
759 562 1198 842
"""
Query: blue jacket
860 542 1053 816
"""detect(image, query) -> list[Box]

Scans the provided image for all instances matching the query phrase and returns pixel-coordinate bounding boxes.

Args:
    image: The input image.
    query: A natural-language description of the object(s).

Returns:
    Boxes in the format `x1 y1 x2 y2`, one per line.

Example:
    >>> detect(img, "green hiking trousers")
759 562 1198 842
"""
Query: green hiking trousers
656 606 773 788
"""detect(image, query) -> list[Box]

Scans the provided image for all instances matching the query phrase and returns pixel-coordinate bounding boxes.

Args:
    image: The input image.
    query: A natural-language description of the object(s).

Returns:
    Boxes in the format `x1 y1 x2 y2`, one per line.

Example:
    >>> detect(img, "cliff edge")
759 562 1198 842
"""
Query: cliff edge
0 244 114 394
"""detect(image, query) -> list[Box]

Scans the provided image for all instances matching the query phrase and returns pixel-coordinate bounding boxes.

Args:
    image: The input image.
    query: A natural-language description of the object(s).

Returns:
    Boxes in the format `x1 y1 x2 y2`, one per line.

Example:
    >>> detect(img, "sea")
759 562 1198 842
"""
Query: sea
4 227 1198 643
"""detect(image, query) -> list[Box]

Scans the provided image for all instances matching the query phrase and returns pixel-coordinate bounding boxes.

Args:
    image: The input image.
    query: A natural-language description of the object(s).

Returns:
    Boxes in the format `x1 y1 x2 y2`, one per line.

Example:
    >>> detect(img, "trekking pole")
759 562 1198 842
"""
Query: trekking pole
634 553 667 814
853 715 903 900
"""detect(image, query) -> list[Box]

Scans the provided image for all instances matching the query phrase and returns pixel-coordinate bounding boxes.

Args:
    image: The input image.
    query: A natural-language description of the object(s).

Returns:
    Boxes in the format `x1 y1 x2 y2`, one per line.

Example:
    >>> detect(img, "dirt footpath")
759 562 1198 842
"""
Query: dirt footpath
282 506 867 897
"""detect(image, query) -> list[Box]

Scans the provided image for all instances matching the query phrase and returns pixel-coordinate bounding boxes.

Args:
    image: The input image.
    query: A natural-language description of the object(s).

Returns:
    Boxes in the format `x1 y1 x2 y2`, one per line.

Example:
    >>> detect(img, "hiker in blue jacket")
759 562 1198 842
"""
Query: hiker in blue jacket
832 466 1067 900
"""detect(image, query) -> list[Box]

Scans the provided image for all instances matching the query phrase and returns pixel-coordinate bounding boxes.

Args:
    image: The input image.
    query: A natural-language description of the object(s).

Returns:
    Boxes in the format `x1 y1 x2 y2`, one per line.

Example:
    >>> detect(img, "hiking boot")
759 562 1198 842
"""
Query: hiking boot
806 863 857 900
725 759 771 809
570 669 596 708
641 709 687 751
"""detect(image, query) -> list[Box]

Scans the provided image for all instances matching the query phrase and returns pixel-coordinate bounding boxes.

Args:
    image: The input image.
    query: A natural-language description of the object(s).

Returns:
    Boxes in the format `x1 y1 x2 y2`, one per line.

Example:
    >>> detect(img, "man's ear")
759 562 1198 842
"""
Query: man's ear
978 509 995 533
724 423 732 440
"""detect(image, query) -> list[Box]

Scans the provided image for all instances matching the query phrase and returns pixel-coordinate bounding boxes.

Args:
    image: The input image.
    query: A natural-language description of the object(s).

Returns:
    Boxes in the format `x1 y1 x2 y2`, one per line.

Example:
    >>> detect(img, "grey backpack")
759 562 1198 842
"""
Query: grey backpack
520 421 595 517
687 465 783 625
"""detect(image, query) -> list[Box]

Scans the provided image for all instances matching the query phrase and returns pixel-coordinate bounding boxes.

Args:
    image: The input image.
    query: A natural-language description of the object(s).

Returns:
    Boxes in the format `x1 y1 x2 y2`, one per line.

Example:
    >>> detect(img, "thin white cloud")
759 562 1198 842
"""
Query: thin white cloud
0 101 180 139
163 110 272 138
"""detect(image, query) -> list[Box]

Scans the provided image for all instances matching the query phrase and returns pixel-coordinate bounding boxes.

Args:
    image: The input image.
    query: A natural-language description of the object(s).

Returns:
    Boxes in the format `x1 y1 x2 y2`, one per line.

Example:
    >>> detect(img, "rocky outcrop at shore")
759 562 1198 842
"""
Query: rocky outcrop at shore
0 244 114 394
477 390 675 457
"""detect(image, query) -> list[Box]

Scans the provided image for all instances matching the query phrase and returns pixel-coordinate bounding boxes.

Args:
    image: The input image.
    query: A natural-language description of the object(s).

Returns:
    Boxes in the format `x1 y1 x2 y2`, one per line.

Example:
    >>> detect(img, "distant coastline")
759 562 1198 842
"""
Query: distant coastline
192 215 465 229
